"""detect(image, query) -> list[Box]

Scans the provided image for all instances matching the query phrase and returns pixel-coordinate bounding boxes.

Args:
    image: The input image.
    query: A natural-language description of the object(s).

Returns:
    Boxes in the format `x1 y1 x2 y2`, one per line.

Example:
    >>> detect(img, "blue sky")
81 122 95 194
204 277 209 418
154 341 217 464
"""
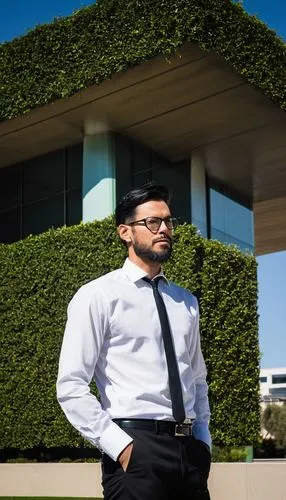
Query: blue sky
1 1 285 368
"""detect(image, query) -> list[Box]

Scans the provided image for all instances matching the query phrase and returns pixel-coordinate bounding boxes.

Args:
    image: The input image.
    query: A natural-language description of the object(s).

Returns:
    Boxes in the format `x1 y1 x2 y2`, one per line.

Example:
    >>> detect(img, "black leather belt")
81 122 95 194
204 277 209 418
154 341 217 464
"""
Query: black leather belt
113 418 194 437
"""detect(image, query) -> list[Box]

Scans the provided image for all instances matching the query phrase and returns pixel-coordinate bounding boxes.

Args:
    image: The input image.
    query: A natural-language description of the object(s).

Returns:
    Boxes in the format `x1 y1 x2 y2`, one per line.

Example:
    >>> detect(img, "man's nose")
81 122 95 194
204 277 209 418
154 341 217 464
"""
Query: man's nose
158 220 170 232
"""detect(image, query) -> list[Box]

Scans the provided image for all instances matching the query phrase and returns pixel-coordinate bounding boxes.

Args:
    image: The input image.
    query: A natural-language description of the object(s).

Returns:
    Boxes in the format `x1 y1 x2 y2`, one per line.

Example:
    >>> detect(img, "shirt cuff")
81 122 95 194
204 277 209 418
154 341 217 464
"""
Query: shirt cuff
192 420 212 449
99 421 133 461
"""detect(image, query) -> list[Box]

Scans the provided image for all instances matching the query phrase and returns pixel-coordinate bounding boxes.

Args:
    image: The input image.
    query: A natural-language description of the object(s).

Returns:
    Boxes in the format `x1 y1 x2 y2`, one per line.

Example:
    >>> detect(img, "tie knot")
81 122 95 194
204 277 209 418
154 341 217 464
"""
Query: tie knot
142 276 161 289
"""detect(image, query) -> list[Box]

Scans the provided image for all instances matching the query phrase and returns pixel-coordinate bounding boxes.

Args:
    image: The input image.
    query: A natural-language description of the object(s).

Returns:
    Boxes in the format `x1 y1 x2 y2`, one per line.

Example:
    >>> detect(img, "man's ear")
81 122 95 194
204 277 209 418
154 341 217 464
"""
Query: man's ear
117 224 132 244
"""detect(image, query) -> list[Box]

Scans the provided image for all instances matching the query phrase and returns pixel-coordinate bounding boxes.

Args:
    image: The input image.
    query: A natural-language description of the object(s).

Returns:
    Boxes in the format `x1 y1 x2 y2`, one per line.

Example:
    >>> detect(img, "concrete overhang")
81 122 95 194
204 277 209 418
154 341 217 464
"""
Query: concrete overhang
1 42 286 255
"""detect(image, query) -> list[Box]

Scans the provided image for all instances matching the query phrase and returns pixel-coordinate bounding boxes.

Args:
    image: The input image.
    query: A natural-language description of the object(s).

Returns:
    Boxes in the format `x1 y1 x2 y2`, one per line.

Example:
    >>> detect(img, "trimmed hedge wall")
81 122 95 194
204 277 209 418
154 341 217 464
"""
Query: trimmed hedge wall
0 0 285 122
0 219 260 451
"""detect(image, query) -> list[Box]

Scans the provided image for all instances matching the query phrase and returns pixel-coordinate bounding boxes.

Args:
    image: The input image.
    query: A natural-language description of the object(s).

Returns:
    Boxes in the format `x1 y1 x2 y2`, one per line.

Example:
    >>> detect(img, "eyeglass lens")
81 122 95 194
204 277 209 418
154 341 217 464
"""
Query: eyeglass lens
146 217 178 231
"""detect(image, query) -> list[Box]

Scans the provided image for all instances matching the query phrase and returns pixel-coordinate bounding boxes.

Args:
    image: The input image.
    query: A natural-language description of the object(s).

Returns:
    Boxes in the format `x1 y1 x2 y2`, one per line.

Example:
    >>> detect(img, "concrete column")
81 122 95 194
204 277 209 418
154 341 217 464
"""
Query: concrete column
191 152 208 237
82 127 116 222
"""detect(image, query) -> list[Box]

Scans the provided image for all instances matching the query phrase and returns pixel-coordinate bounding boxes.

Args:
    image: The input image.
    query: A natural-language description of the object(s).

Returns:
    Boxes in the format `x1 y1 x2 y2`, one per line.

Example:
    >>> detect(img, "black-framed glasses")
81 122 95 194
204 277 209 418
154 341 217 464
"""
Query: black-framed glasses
128 216 180 233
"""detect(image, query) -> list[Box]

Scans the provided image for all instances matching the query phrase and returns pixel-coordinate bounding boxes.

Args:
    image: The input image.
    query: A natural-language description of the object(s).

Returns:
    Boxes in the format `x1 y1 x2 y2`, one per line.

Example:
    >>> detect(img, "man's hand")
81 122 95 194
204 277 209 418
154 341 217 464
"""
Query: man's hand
118 443 134 472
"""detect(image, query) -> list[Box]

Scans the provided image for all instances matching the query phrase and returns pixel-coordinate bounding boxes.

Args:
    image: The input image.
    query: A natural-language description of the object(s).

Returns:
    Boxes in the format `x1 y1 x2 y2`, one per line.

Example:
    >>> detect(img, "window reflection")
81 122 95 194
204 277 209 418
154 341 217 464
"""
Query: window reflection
23 150 65 204
67 144 83 191
0 144 83 244
66 189 82 226
115 135 190 223
23 194 64 238
153 161 190 222
0 209 20 244
0 165 21 211
210 188 254 252
133 170 152 187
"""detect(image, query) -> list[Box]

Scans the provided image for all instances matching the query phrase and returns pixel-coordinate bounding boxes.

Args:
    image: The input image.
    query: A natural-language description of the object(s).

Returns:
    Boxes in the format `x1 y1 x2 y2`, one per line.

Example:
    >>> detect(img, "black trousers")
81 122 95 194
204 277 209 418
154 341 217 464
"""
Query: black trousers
101 428 211 500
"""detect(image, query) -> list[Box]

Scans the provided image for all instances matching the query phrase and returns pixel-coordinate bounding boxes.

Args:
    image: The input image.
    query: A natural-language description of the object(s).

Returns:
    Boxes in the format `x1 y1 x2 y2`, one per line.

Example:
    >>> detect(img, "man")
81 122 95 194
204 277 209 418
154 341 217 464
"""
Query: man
57 184 211 500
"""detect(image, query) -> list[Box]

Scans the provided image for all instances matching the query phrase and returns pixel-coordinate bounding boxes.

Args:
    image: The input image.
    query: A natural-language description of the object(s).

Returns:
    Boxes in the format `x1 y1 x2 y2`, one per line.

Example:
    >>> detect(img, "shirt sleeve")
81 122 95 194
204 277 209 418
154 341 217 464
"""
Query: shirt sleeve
190 297 212 449
56 284 133 461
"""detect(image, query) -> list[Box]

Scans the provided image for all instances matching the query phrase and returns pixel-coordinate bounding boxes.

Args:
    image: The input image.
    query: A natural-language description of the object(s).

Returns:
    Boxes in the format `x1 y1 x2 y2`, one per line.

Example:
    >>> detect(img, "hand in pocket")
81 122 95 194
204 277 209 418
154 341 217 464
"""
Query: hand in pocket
118 442 134 472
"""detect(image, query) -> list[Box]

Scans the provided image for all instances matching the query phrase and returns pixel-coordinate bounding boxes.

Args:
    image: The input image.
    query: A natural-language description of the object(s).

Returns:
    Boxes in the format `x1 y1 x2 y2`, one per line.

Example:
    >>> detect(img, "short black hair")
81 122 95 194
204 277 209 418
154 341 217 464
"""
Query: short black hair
115 183 171 226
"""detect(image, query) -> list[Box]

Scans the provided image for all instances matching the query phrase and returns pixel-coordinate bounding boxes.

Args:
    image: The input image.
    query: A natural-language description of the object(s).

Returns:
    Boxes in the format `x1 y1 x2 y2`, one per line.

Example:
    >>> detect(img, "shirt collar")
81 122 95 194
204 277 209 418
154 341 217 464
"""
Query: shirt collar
122 258 168 285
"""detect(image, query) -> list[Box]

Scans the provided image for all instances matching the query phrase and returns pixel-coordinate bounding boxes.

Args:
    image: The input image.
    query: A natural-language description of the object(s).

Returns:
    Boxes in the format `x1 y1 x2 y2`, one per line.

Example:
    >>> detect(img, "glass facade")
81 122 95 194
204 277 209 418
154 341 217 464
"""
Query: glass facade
0 131 254 254
0 143 83 244
115 134 191 223
191 156 207 237
209 184 254 253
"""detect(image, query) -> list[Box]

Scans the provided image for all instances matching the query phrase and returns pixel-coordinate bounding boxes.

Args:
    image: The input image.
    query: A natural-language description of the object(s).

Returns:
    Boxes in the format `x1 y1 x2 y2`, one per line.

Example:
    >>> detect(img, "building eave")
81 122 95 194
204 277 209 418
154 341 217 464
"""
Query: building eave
1 42 286 255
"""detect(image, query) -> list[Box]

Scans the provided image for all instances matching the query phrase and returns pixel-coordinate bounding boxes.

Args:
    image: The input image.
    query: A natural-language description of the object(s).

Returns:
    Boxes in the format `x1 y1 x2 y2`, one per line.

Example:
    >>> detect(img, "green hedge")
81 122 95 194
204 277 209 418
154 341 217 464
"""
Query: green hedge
0 0 285 122
0 219 260 451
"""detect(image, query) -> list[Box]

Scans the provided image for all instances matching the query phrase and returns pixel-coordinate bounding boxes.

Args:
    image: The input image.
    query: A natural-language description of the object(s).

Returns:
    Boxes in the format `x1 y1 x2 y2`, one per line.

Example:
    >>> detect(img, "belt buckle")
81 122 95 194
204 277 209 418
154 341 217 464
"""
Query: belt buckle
174 423 192 437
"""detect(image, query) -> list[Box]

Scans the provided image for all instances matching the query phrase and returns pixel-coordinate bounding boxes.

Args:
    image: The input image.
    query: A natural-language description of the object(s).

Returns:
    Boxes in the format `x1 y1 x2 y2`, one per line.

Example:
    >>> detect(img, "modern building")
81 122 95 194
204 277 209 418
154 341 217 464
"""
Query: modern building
0 1 285 255
260 368 286 402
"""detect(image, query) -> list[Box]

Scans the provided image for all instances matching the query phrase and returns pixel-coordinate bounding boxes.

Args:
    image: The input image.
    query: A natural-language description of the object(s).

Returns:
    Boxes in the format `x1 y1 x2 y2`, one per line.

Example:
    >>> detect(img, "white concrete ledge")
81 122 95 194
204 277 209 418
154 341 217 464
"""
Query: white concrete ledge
1 462 286 499
0 463 103 498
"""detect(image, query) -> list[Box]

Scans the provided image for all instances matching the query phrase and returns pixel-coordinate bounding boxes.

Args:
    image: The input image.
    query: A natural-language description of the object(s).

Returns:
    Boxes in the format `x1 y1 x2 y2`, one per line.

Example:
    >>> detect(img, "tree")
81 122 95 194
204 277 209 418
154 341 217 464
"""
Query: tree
262 405 286 449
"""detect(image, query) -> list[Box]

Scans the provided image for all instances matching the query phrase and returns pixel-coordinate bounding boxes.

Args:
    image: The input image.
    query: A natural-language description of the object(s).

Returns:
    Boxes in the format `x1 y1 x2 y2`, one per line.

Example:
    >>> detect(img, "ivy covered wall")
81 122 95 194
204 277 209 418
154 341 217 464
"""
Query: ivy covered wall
0 219 260 452
0 0 285 122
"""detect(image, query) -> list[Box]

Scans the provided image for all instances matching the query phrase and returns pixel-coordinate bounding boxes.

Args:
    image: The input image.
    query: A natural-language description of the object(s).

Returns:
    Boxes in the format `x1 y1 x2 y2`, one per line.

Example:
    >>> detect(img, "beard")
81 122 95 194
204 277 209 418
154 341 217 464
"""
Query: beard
133 239 172 263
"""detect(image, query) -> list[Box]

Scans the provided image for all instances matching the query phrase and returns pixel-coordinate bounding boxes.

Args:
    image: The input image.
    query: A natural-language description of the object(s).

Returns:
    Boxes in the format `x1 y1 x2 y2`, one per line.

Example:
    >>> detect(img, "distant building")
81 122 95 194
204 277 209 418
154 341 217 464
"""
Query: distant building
259 368 286 443
260 367 286 403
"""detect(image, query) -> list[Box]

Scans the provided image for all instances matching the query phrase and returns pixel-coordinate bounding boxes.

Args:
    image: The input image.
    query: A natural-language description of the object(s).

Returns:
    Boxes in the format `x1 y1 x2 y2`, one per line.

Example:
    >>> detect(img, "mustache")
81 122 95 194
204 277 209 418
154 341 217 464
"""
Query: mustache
153 235 172 244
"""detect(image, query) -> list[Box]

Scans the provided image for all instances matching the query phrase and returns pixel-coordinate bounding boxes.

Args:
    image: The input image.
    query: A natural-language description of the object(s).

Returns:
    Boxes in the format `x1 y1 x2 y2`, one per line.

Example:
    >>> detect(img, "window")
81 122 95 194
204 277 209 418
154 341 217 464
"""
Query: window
0 143 83 244
23 194 64 237
0 208 21 244
272 374 286 384
209 186 254 252
259 376 267 383
153 158 190 222
67 144 83 191
114 134 132 202
115 134 191 223
270 387 286 396
23 150 65 204
0 164 21 211
66 189 82 226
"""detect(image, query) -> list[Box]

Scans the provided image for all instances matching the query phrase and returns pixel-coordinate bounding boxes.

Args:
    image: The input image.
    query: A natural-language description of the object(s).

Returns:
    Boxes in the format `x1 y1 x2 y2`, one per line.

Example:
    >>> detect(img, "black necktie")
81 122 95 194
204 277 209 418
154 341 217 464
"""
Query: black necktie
143 277 186 424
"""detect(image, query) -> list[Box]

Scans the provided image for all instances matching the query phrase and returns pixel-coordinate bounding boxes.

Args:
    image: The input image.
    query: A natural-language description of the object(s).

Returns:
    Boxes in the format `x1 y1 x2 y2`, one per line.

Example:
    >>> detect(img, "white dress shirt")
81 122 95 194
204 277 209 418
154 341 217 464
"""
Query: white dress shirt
57 258 211 461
